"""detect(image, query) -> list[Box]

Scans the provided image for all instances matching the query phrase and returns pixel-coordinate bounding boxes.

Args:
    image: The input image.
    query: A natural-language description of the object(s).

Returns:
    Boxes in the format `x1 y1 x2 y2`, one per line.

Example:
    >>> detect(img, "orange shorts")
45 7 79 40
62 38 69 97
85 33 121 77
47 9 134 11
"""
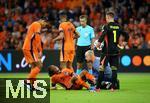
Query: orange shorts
23 50 39 64
60 50 75 62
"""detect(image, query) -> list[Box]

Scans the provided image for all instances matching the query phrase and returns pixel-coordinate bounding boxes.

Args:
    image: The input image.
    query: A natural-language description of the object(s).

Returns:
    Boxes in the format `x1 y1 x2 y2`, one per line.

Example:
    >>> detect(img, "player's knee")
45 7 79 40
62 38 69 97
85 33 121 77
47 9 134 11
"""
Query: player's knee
37 62 42 69
31 62 36 68
80 70 88 79
31 62 42 69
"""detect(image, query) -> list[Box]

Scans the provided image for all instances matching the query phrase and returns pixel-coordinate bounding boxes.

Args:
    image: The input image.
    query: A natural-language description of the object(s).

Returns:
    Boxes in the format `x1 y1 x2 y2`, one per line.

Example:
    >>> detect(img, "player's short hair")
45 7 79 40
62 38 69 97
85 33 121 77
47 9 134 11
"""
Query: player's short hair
40 16 49 22
79 15 88 21
85 50 94 56
48 65 60 76
106 11 115 18
59 11 67 18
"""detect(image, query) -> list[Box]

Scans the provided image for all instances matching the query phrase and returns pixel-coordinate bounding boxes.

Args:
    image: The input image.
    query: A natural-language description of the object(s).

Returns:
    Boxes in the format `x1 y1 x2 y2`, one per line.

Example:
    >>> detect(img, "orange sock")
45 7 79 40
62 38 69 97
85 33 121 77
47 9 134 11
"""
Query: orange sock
27 67 40 84
85 73 95 82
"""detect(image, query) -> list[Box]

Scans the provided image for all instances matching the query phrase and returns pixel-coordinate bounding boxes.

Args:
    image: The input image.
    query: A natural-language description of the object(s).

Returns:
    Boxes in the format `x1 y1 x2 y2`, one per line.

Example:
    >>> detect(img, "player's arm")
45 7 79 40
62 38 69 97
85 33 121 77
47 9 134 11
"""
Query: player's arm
53 23 64 42
96 25 107 48
73 30 80 39
120 28 129 42
119 27 129 48
53 31 64 42
98 25 107 43
90 28 95 49
51 74 63 90
91 38 95 50
38 41 43 59
51 76 57 90
51 83 57 90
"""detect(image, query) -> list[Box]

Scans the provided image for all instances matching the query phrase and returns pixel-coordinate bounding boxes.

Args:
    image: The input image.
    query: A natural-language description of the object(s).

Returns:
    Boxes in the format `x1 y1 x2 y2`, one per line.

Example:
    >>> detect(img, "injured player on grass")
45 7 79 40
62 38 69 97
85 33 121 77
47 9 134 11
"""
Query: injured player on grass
48 65 96 90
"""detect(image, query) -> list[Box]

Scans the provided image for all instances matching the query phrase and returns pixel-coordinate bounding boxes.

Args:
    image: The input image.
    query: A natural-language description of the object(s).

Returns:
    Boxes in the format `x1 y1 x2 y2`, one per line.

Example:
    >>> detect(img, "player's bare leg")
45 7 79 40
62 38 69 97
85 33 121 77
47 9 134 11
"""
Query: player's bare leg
60 61 67 70
25 61 42 91
79 70 96 92
67 61 74 72
80 70 95 84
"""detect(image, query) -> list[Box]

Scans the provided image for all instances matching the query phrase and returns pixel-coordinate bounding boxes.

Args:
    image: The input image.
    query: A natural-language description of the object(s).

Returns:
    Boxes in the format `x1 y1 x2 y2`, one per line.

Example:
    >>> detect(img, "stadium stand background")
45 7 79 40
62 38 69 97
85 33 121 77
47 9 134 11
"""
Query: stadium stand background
0 0 149 50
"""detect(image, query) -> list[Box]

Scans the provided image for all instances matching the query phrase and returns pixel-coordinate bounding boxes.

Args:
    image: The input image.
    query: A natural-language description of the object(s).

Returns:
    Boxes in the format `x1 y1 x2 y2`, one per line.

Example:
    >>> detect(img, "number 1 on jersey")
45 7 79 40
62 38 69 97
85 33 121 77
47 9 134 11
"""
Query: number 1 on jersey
113 30 117 43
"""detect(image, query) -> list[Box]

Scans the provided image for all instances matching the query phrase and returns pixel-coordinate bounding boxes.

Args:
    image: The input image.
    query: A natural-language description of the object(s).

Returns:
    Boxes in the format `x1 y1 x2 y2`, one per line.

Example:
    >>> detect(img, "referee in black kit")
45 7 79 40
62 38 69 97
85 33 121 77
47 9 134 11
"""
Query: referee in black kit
95 11 129 91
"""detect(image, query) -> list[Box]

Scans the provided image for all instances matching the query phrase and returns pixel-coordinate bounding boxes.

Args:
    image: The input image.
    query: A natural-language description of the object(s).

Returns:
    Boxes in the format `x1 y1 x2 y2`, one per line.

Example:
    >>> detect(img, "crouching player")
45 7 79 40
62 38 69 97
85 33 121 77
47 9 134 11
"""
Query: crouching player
48 65 95 90
85 50 120 90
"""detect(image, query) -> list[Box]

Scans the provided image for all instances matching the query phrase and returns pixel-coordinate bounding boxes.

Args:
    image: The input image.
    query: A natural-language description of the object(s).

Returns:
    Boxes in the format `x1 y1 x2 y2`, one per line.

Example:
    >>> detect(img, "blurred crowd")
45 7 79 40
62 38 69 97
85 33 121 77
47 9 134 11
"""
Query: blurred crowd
0 0 149 50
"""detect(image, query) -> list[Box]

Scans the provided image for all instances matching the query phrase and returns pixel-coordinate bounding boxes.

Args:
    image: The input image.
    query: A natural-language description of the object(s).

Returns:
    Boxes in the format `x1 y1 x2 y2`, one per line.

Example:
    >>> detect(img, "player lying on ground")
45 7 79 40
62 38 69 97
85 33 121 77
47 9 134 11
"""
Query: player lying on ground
48 65 95 90
22 17 50 90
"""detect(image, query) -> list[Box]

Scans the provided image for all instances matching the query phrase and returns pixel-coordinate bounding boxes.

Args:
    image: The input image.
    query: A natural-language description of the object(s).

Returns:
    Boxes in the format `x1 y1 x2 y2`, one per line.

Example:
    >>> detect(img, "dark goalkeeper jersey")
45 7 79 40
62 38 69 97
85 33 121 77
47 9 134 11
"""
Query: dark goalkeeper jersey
98 22 129 55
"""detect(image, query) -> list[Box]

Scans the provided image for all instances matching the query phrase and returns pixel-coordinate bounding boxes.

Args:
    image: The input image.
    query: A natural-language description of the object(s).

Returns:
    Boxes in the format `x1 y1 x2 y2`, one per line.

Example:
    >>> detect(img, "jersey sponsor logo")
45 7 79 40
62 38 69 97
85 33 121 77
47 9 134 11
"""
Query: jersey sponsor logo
110 26 119 29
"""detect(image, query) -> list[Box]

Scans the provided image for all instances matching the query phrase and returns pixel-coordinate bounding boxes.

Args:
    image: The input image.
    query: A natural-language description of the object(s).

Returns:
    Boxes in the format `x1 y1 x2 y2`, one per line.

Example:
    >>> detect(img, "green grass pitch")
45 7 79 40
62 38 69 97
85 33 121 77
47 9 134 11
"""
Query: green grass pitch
0 73 150 103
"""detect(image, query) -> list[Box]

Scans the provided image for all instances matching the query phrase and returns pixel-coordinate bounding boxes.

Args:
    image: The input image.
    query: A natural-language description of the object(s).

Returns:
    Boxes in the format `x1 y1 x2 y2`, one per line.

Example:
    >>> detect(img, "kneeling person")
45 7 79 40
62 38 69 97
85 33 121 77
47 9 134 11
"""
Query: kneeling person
85 50 119 89
85 50 112 80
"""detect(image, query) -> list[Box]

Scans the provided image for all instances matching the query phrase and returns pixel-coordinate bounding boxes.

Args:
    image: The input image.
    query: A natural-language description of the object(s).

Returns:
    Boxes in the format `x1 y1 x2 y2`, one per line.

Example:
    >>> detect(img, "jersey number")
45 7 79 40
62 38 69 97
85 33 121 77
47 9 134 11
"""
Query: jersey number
113 30 117 43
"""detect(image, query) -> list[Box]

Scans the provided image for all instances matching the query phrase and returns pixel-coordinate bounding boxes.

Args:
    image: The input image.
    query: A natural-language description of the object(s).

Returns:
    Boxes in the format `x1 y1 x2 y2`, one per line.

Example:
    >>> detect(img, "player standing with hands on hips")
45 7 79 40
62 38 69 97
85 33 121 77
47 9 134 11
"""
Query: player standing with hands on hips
76 15 95 75
95 11 129 92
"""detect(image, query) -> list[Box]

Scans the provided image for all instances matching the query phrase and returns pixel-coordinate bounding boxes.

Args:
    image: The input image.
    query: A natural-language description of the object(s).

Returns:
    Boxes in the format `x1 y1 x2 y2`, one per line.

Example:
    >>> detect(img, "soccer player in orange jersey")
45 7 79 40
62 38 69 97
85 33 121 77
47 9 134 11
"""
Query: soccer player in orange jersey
48 65 73 89
52 12 79 71
48 65 95 90
22 18 49 90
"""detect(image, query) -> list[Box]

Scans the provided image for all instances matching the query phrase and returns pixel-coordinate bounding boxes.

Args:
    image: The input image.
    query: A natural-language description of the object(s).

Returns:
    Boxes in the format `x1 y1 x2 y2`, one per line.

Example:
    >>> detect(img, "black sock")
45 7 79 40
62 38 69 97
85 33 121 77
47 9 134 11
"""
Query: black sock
87 79 95 87
111 70 117 89
96 71 104 89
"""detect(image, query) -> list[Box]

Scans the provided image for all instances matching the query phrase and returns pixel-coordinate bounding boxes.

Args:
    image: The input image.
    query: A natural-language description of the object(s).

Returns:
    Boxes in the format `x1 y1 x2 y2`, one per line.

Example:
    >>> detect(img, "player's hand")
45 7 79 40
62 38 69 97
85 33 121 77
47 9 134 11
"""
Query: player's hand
52 39 55 43
122 41 127 46
50 86 57 90
38 52 42 59
117 44 124 50
94 41 101 50
91 44 94 50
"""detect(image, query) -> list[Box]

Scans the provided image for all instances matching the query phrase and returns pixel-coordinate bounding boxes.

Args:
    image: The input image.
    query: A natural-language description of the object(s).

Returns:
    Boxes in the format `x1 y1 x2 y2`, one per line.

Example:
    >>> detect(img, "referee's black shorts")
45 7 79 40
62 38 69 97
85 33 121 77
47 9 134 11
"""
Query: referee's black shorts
76 45 91 63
